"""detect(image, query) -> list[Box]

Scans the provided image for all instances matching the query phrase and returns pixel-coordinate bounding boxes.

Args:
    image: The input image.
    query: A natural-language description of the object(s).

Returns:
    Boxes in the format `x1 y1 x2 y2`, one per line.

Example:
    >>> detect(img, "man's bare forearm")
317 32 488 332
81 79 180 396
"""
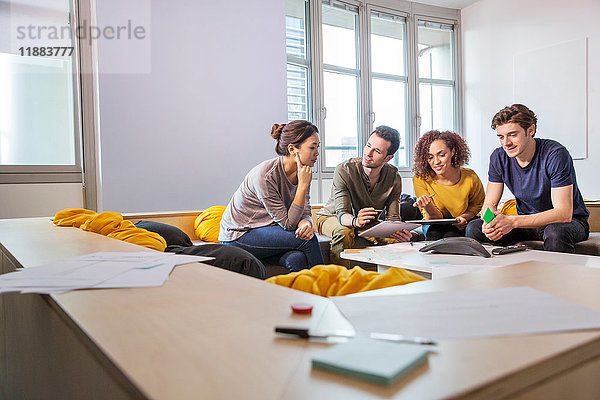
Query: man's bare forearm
511 207 572 229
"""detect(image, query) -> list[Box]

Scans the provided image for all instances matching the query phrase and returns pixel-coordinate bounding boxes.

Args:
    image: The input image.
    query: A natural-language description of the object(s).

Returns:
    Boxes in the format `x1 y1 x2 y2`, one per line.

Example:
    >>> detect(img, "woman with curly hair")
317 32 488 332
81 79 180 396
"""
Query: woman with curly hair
412 130 485 241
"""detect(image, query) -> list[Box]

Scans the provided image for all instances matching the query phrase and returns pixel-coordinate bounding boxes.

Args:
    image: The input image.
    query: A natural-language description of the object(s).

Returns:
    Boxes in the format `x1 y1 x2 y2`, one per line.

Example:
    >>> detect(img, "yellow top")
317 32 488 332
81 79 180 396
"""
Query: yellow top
413 168 485 219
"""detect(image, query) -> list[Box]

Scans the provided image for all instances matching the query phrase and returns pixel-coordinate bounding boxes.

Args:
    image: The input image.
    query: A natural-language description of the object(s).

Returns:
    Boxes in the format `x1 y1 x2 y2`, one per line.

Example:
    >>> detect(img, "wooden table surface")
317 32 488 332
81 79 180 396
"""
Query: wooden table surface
2 218 600 399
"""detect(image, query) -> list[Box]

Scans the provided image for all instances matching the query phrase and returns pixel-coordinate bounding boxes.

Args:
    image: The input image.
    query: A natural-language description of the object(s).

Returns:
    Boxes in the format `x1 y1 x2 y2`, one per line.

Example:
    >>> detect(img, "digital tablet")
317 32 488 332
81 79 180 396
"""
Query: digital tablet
358 220 421 238
405 218 458 225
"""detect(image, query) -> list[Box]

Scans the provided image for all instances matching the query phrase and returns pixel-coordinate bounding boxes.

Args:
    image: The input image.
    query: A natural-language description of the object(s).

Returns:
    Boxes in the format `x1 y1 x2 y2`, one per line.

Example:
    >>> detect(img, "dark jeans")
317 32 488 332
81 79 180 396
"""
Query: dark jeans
134 220 266 279
166 244 266 279
423 223 467 241
222 225 324 273
465 217 589 253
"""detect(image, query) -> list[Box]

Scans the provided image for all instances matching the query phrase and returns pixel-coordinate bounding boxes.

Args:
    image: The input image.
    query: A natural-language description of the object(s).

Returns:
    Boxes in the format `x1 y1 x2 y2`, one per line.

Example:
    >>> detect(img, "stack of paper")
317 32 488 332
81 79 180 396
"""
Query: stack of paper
0 252 213 294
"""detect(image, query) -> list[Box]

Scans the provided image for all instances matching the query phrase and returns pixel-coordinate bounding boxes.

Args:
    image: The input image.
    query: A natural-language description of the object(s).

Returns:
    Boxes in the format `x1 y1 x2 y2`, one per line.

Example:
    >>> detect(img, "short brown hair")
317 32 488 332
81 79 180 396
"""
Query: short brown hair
491 104 537 132
271 120 319 156
372 125 400 156
412 130 470 179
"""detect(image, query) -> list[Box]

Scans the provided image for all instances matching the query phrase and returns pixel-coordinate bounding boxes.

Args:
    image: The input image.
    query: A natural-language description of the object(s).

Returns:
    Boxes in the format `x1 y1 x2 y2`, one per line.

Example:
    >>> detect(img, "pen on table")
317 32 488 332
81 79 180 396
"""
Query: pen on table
275 327 436 346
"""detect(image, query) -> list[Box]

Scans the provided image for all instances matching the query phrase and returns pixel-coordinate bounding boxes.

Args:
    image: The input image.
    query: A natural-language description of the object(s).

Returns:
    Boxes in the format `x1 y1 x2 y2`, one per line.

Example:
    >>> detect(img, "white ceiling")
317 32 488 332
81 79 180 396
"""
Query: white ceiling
413 0 480 9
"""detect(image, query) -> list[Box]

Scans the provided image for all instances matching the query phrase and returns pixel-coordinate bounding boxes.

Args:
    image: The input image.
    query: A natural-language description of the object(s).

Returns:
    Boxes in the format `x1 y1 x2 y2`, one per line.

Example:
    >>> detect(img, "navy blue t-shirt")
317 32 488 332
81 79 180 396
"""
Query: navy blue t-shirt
488 138 589 220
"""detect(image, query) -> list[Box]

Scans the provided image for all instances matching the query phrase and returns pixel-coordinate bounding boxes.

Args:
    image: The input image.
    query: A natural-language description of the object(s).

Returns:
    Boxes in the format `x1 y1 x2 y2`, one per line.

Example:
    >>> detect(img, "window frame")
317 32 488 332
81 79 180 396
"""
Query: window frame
414 15 461 142
286 0 313 122
0 0 83 184
0 0 101 210
365 5 410 169
319 0 363 172
294 0 461 180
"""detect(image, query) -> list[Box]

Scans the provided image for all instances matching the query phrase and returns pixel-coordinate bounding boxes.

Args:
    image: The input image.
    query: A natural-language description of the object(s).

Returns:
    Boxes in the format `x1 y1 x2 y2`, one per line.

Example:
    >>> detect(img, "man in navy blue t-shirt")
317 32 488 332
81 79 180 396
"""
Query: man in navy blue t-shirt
466 104 589 253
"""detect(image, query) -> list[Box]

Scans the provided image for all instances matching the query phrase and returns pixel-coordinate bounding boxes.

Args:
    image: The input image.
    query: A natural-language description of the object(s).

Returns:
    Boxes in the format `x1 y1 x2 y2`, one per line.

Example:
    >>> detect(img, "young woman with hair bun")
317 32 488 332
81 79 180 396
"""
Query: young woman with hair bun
219 120 324 273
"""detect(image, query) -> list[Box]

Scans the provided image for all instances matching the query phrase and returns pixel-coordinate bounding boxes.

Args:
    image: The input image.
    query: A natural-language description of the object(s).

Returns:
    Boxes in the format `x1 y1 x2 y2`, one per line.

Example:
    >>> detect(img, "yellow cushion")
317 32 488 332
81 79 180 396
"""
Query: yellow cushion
500 199 518 215
53 208 166 252
194 206 226 242
107 220 167 251
266 264 425 297
81 211 124 236
53 208 98 227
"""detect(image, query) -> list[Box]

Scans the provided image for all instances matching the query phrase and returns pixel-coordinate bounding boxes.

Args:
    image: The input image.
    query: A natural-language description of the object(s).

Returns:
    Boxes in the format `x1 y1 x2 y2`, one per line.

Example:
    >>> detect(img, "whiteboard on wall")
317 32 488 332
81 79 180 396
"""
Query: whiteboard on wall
514 38 587 159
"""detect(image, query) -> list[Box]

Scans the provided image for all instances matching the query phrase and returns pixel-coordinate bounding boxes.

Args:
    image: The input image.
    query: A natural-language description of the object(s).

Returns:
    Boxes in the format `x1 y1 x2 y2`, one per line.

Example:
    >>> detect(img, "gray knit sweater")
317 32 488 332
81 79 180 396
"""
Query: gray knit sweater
219 157 313 242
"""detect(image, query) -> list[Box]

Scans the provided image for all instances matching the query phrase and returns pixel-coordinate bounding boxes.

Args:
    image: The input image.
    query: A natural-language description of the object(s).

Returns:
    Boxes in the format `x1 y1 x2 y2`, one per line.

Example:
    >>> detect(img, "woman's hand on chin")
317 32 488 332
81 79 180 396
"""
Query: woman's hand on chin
295 153 312 189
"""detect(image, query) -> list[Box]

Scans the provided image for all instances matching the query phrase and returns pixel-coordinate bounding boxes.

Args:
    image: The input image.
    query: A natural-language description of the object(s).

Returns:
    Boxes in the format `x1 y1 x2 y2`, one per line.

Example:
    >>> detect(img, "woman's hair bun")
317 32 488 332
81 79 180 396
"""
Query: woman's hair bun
270 123 286 140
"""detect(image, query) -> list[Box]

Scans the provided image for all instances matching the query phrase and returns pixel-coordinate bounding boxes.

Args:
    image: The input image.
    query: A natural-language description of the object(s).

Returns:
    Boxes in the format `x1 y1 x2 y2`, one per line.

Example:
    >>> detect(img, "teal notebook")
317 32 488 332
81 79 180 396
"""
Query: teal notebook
311 338 429 385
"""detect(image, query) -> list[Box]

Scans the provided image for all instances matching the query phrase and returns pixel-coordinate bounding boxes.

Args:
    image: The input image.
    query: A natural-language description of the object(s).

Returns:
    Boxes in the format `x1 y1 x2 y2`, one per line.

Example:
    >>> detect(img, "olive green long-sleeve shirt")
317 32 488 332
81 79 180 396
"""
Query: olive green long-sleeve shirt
317 158 402 226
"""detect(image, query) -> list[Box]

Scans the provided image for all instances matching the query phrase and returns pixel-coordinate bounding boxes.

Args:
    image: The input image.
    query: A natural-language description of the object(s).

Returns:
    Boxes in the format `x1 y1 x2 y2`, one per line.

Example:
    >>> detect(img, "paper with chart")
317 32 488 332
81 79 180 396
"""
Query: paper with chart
0 252 213 294
332 286 600 340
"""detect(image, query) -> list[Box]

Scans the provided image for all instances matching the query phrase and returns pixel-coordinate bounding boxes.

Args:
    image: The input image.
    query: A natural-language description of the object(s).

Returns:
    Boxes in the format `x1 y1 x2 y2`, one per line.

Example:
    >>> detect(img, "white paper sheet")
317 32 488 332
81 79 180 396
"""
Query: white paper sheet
0 252 214 294
342 242 426 264
92 263 176 288
332 286 600 340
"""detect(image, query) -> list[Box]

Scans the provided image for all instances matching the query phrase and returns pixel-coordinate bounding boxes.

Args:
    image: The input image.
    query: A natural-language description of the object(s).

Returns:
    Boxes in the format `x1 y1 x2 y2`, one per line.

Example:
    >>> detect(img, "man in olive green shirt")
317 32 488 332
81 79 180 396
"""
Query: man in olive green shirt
316 126 412 267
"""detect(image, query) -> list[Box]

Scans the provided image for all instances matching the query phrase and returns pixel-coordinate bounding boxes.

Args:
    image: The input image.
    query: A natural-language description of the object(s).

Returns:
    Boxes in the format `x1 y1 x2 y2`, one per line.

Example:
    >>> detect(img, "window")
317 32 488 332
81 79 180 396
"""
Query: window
370 11 408 167
321 1 360 168
417 20 456 136
285 0 460 178
0 2 82 182
285 0 312 122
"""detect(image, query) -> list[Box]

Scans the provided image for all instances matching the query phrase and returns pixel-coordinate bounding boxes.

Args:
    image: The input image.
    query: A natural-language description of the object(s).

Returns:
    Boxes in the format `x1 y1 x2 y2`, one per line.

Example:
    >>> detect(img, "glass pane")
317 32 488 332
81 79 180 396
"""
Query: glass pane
287 64 309 121
419 83 454 135
322 2 358 69
370 12 405 76
286 0 307 59
418 21 453 80
323 71 358 168
0 1 76 165
372 78 407 167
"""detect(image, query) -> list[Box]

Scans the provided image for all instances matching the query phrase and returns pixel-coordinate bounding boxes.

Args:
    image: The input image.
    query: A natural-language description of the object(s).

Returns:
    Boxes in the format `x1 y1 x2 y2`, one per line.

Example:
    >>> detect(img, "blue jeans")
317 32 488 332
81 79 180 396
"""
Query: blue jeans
465 217 589 253
222 225 324 272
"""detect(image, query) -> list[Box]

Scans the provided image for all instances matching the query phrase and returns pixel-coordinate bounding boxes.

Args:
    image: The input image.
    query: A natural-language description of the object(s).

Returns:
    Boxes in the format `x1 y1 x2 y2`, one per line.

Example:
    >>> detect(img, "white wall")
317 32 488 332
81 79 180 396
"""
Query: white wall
95 0 287 212
0 183 83 218
462 0 600 199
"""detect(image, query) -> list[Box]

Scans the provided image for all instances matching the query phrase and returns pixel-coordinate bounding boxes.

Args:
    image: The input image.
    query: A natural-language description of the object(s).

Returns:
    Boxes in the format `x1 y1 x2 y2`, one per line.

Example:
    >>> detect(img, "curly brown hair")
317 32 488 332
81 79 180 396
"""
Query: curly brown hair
412 130 470 179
